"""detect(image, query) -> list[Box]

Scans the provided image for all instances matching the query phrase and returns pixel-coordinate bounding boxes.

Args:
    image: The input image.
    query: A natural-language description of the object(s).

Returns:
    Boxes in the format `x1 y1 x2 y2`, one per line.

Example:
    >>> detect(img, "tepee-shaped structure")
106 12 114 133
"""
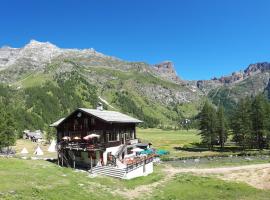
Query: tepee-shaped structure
48 139 56 152
21 147 29 154
34 146 44 156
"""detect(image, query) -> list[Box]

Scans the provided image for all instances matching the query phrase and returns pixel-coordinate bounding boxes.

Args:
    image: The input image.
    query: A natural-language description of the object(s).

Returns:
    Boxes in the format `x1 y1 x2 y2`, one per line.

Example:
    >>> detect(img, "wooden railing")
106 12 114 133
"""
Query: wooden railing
125 155 154 172
59 140 122 151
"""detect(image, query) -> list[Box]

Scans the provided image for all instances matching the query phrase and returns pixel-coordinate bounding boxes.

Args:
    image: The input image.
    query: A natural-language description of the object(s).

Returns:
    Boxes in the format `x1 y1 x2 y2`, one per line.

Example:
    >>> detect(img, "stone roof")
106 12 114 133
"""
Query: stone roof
79 108 142 123
50 118 65 127
50 108 142 127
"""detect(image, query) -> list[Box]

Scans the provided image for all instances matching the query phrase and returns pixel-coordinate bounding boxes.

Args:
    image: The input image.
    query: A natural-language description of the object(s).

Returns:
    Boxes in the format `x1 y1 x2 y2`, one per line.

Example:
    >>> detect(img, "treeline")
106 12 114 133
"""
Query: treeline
0 105 16 148
199 94 270 150
231 95 270 149
0 72 99 140
199 102 228 149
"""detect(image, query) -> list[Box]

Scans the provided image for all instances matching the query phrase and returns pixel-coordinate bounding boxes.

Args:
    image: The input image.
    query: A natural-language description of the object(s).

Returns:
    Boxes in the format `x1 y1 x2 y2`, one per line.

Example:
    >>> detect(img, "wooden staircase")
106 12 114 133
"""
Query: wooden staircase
57 143 76 168
115 144 127 159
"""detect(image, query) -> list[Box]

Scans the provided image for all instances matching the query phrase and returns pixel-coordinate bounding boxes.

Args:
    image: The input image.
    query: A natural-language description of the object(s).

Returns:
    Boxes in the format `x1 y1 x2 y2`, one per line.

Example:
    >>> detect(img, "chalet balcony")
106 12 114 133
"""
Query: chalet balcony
59 141 122 151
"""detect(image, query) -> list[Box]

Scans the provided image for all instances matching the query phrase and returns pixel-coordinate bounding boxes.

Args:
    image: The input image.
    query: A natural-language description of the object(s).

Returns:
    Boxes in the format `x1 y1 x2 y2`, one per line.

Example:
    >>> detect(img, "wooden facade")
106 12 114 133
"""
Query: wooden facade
53 108 141 169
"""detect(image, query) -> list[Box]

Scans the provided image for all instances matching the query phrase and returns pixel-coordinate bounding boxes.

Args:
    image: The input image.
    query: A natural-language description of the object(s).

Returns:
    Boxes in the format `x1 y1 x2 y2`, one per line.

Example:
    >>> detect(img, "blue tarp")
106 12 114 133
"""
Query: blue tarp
139 149 170 156
139 149 154 155
156 149 170 155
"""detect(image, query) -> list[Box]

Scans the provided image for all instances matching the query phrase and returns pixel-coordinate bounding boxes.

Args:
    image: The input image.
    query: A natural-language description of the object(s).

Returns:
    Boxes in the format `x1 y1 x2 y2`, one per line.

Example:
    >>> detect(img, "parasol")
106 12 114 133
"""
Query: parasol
62 136 70 140
83 134 100 140
131 148 144 152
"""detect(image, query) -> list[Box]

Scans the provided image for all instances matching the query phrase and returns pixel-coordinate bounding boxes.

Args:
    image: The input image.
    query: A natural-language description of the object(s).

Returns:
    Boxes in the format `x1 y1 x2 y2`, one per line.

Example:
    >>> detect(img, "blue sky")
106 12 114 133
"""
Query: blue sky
0 0 270 80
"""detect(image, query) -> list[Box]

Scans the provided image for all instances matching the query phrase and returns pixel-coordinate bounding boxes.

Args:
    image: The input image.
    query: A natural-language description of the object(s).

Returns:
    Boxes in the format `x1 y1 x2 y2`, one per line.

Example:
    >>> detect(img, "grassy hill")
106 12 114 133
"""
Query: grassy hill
0 58 204 135
1 41 270 133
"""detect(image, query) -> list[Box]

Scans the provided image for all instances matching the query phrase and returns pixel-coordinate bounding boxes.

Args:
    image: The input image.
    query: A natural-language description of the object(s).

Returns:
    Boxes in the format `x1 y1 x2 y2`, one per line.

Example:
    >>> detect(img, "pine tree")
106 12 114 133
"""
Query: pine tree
251 94 268 149
44 126 56 143
199 101 217 150
263 99 270 148
0 108 16 150
216 106 227 149
231 98 252 149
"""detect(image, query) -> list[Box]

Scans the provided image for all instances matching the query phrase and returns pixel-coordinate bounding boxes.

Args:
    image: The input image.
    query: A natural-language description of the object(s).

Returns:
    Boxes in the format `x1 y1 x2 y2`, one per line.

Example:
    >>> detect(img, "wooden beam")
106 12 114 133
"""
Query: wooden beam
90 156 93 173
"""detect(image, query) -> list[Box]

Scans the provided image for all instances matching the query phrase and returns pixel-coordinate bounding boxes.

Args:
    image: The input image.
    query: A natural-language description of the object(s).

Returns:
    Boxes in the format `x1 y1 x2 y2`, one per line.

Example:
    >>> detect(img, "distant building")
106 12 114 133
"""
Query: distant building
23 130 43 142
51 107 154 179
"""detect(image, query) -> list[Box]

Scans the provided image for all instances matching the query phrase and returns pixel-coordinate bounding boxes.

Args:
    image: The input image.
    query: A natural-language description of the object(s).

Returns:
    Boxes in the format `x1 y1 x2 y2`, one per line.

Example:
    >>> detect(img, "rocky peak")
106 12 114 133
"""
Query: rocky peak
210 62 270 85
26 39 57 48
153 61 181 83
244 62 270 75
22 40 62 59
154 61 176 74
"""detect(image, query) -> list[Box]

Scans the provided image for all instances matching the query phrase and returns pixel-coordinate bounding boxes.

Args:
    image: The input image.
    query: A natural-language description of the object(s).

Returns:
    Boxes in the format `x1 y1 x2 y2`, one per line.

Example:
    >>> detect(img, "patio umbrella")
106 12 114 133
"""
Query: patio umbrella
131 148 144 152
83 134 100 140
73 136 81 140
62 136 70 140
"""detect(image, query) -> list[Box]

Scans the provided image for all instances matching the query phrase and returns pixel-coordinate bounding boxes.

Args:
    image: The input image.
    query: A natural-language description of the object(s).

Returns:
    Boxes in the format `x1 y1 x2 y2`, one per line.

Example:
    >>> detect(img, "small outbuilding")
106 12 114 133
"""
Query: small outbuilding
23 130 44 142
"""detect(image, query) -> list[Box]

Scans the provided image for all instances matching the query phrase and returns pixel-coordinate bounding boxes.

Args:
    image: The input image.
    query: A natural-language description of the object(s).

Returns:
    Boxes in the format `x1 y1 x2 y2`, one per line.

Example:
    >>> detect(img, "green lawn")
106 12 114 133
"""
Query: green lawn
1 158 270 200
0 158 123 200
167 156 270 168
137 128 270 159
137 128 215 158
149 173 270 200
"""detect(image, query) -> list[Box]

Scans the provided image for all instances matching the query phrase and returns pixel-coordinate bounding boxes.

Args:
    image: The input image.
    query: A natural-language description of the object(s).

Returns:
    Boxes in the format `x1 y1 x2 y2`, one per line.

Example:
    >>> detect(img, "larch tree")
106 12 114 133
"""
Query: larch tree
199 101 217 150
251 94 268 149
0 108 16 151
231 98 252 149
216 105 228 149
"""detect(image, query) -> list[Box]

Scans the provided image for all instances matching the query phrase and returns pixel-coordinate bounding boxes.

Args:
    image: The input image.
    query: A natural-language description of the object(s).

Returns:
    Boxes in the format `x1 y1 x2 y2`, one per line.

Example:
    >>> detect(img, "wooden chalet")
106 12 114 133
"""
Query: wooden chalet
51 107 154 178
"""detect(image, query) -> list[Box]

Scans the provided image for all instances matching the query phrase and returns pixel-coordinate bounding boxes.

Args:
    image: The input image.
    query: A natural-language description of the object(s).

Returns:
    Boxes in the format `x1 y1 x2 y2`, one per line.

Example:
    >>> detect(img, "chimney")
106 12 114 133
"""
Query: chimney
97 102 103 111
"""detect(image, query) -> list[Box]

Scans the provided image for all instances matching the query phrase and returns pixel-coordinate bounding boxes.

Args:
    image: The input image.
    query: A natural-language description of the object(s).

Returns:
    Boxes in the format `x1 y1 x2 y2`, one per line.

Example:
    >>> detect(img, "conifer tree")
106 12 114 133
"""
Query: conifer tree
216 105 227 149
263 99 270 148
251 94 268 149
231 98 252 149
199 101 217 150
0 108 16 150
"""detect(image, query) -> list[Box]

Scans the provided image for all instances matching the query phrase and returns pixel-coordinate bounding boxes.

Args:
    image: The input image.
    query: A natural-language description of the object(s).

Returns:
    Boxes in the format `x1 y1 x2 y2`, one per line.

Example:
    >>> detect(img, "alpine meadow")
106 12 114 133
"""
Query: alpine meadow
1 1 270 200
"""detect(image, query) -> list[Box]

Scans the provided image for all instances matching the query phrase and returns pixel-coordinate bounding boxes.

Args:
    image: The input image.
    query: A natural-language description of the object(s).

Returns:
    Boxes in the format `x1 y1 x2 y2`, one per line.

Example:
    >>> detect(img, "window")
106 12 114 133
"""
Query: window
130 131 134 139
108 133 117 141
91 118 95 125
74 119 78 131
84 118 88 129
106 134 109 142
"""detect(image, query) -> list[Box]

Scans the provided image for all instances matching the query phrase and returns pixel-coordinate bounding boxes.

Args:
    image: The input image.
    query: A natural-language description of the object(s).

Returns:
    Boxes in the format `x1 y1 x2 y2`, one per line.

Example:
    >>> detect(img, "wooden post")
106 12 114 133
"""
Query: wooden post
61 151 64 167
143 158 146 173
57 152 60 166
73 153 76 169
90 156 93 173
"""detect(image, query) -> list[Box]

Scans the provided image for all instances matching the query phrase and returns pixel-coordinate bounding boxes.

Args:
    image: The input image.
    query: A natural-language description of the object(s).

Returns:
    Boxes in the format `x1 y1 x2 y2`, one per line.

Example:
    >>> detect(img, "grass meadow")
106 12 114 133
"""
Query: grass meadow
1 158 270 200
1 128 270 199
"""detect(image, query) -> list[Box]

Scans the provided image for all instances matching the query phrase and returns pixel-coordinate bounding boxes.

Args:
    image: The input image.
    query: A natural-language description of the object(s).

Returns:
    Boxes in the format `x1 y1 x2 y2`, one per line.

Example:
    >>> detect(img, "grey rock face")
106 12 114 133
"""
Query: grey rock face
0 46 20 70
1 39 270 108
153 61 182 83
0 40 113 73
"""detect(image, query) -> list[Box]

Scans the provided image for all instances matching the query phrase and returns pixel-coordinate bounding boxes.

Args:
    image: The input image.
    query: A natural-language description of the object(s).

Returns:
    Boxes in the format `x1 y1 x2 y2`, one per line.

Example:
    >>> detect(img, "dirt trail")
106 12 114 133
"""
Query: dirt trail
166 163 270 190
115 163 270 199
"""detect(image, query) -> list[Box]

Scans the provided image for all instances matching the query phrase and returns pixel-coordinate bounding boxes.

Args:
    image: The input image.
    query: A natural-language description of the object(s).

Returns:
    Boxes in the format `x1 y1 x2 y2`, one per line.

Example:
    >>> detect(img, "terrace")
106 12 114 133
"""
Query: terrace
59 138 140 151
59 140 122 151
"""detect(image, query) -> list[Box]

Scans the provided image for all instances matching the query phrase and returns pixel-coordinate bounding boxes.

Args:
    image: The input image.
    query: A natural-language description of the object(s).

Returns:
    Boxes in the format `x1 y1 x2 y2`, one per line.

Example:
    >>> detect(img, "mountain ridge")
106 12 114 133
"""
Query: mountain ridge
1 40 269 85
0 40 269 131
